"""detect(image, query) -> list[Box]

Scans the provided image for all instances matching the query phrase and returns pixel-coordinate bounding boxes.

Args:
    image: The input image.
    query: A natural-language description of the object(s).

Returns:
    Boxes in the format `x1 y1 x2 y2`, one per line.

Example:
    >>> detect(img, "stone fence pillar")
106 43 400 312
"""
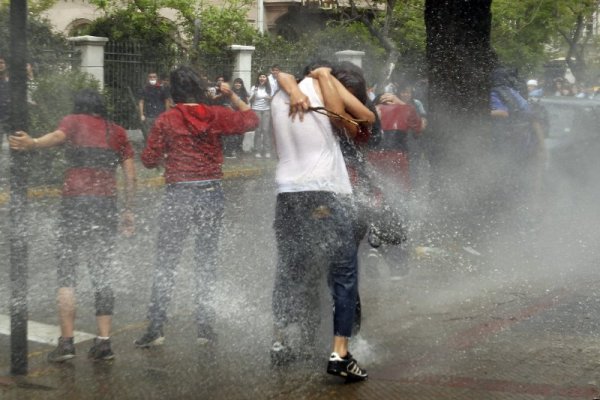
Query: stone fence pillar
68 36 109 87
229 45 255 87
335 50 366 69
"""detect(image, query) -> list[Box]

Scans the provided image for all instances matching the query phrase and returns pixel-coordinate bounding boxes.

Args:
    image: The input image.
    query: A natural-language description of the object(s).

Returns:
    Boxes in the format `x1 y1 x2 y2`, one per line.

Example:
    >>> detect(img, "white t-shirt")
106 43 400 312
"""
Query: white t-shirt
250 86 271 111
268 74 279 95
272 77 352 195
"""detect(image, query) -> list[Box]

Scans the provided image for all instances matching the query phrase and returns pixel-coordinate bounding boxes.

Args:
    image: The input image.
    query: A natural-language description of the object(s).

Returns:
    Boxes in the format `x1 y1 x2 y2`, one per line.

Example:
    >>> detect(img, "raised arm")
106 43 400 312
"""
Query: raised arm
219 82 251 111
309 67 375 137
277 72 310 120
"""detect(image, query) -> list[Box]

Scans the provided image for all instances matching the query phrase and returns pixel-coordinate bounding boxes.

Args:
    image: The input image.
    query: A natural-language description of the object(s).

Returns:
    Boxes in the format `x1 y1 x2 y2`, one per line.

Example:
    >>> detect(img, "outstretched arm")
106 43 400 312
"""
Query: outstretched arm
8 129 67 151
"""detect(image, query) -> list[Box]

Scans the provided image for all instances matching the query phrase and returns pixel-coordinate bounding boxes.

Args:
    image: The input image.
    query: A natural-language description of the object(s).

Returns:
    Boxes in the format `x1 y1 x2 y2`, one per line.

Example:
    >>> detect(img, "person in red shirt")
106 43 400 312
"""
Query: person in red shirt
370 91 422 192
9 88 137 362
134 65 258 348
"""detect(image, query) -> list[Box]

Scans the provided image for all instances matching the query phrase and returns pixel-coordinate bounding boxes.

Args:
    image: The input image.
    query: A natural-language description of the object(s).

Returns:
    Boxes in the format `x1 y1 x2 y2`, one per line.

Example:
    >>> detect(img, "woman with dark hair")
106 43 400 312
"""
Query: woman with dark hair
222 77 250 158
9 88 137 362
249 72 273 158
134 65 258 347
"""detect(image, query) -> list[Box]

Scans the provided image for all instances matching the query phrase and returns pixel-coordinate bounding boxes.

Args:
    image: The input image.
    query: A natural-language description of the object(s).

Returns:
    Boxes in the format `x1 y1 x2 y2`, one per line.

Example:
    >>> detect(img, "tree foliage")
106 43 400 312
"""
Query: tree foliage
0 5 73 72
547 0 600 82
194 1 257 55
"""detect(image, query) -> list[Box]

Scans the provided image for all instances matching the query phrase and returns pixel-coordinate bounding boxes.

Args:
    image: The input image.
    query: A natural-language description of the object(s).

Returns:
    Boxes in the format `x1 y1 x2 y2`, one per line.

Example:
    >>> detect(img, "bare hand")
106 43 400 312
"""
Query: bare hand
378 93 404 105
220 82 232 96
289 89 310 121
308 67 332 79
8 131 34 151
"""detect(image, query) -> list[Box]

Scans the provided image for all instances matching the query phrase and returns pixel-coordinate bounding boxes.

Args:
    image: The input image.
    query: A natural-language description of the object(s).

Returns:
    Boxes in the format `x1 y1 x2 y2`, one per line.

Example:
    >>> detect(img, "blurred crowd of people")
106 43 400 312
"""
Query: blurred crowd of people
526 76 600 99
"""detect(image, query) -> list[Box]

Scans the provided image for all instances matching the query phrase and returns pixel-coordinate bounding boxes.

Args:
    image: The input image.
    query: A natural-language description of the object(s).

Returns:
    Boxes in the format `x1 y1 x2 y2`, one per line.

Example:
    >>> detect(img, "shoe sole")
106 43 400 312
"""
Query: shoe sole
134 336 165 348
91 354 115 362
48 354 75 363
327 368 368 382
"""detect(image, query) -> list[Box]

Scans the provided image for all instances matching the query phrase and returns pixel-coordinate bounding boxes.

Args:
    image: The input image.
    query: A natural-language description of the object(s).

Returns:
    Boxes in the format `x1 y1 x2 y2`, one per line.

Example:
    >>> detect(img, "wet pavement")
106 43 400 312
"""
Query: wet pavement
2 143 600 399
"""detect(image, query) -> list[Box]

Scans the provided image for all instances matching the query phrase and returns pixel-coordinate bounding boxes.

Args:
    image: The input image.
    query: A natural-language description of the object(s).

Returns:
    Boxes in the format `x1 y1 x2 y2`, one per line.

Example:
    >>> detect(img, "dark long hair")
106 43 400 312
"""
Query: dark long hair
170 65 209 104
232 77 249 102
331 61 368 105
254 73 272 96
73 88 107 117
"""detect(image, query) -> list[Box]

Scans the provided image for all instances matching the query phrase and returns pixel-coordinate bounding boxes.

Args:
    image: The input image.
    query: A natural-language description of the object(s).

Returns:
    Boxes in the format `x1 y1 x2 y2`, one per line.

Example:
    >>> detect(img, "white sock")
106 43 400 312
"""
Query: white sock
97 336 110 340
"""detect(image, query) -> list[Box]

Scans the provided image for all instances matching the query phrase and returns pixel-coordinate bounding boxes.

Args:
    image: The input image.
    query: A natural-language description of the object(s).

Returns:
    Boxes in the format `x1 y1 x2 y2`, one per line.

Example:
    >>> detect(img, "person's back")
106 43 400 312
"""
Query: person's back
272 77 351 194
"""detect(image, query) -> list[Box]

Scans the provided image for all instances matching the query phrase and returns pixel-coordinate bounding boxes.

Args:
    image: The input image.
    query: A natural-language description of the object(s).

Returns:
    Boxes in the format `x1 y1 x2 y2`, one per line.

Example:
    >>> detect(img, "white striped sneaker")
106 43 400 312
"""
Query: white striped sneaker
326 352 368 382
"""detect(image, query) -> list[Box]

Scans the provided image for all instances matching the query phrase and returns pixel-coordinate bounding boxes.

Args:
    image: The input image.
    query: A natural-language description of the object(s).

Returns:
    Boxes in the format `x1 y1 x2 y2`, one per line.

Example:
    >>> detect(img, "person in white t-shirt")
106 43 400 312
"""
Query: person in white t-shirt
270 64 374 382
249 72 273 158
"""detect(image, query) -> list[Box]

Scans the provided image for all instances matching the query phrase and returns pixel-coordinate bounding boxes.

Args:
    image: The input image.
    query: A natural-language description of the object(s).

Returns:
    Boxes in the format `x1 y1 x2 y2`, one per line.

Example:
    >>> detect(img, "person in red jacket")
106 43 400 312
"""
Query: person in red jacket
135 66 258 347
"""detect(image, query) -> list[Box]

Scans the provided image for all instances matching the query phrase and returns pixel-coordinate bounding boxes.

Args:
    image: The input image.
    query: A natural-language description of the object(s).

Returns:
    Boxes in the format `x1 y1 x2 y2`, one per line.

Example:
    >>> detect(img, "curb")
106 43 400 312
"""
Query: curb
0 165 267 206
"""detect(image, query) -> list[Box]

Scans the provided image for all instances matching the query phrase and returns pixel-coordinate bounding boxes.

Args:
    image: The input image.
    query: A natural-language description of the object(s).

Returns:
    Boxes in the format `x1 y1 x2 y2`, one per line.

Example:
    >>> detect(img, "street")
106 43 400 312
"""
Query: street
1 159 600 399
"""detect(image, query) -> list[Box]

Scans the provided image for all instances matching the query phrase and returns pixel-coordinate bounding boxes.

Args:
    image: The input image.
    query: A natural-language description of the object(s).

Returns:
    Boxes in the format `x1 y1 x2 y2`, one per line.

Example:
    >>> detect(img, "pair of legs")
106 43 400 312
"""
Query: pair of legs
272 191 359 358
57 196 118 338
141 116 156 144
222 134 244 157
145 181 224 335
252 109 272 156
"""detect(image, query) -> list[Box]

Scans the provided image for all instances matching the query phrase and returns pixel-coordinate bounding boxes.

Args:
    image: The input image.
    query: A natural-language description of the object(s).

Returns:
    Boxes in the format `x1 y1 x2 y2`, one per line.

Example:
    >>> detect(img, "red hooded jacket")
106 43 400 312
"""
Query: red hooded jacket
142 104 258 183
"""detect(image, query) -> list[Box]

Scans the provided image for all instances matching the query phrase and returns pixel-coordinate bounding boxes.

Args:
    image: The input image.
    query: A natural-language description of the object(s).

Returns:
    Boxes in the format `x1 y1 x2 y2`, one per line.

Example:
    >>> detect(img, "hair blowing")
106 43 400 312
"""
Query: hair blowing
170 65 209 104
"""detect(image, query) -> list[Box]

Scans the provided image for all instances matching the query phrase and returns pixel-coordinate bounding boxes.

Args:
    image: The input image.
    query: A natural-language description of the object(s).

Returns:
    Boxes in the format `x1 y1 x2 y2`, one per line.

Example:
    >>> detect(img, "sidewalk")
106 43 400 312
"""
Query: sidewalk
0 138 275 206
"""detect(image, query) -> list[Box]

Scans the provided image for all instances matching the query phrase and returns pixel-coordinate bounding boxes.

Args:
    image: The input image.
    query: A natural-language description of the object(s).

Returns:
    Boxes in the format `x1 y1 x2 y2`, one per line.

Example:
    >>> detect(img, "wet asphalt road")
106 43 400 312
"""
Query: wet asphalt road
2 158 600 398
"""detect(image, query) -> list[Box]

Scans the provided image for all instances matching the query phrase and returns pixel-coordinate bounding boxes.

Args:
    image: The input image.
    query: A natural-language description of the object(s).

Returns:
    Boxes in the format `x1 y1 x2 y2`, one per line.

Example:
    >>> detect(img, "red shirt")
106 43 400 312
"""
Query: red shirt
378 103 422 134
59 114 134 197
142 104 259 183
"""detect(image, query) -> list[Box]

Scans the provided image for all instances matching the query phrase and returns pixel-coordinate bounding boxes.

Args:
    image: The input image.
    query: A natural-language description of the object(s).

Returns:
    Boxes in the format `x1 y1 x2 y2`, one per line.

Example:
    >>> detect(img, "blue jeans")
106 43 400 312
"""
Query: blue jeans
272 191 359 339
146 181 224 330
252 109 272 155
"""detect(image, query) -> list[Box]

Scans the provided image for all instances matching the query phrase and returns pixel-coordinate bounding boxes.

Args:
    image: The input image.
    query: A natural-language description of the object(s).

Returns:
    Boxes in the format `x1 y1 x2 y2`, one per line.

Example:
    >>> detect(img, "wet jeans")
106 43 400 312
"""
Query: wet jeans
146 181 224 330
57 196 118 316
272 191 359 339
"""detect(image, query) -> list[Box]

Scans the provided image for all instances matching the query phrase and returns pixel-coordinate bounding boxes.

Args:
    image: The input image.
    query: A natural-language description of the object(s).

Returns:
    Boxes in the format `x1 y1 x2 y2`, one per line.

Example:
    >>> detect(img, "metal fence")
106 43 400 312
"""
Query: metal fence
104 41 235 128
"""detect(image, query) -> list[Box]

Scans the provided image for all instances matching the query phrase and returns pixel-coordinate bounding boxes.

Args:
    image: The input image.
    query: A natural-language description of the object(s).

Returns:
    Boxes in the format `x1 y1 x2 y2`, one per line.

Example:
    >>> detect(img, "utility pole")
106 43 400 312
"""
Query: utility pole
192 18 201 65
9 0 30 376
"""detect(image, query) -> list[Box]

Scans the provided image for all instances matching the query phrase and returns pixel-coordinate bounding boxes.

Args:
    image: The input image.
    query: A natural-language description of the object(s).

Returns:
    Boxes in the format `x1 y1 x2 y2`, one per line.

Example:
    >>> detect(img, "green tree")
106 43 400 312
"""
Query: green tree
0 5 73 72
491 0 557 74
548 0 600 82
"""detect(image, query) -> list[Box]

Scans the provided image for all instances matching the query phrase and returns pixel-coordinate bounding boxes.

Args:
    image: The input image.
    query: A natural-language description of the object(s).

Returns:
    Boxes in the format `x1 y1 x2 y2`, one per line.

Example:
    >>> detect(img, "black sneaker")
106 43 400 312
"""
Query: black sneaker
47 337 76 363
88 338 115 361
327 352 368 382
270 341 295 366
134 328 164 348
